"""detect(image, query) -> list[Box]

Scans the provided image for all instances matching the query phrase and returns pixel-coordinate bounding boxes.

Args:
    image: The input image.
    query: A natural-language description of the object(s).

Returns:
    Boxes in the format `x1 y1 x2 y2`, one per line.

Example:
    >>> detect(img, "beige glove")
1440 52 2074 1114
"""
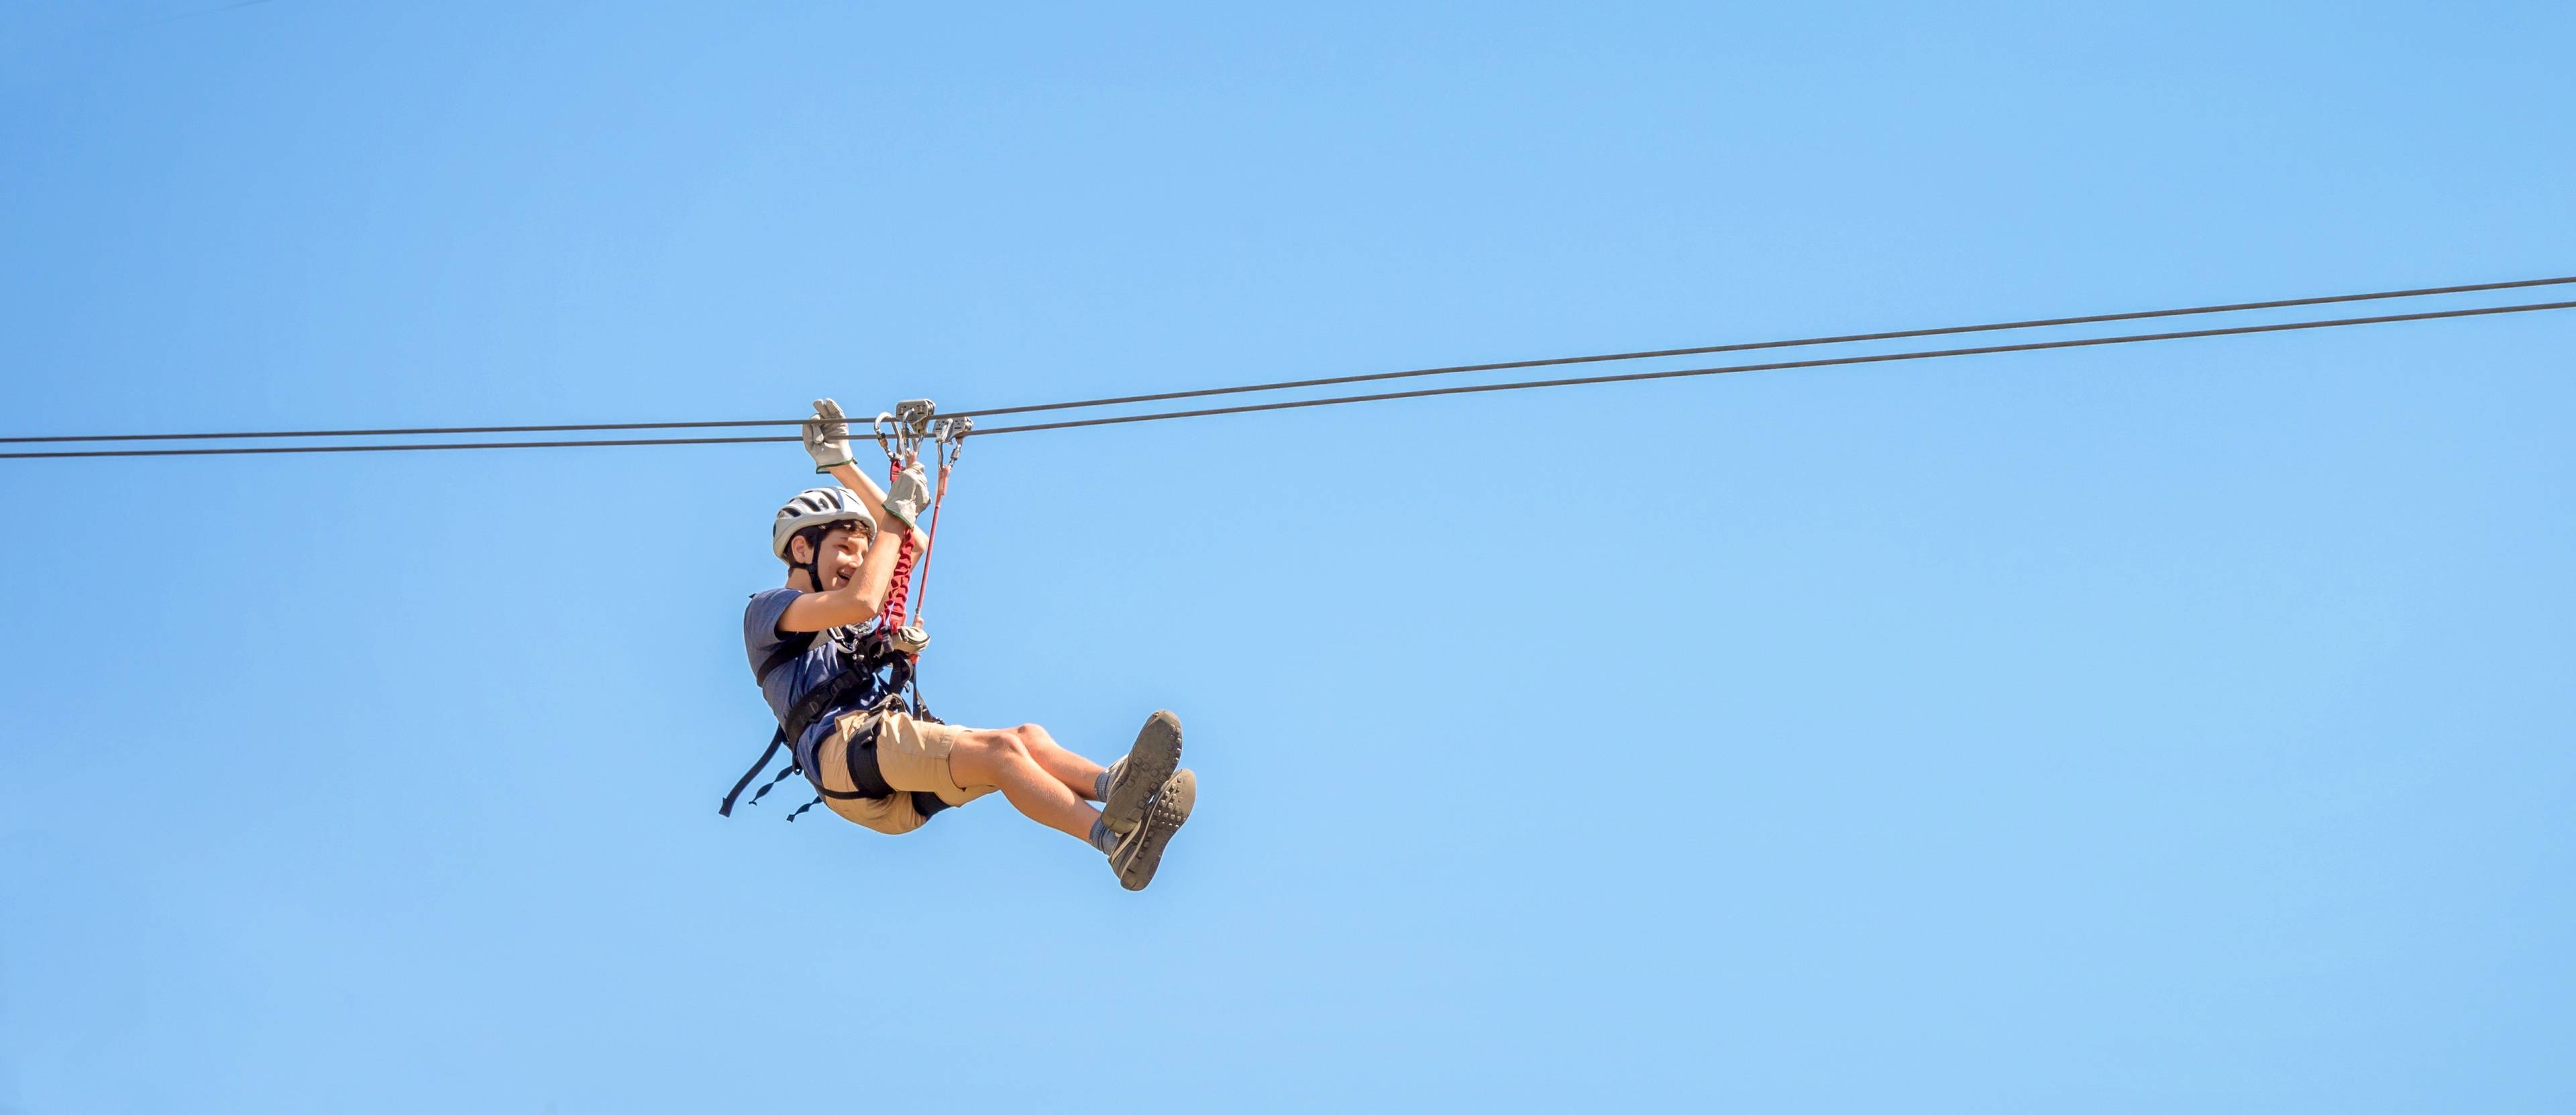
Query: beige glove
881 458 931 533
804 399 855 473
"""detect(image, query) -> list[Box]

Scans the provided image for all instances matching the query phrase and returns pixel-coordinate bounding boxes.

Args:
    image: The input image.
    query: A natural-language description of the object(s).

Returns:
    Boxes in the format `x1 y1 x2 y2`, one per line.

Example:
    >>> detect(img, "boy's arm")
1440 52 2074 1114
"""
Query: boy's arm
806 399 926 548
779 525 909 631
830 461 930 549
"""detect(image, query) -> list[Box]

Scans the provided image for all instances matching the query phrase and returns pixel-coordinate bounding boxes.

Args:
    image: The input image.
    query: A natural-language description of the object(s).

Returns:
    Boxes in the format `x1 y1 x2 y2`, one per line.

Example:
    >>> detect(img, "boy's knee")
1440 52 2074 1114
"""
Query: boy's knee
1012 723 1052 747
964 729 1030 765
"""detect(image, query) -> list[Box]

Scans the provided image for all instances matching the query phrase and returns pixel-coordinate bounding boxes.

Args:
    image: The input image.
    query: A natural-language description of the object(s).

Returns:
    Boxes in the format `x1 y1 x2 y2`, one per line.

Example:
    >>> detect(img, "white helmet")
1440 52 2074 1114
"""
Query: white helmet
772 486 876 562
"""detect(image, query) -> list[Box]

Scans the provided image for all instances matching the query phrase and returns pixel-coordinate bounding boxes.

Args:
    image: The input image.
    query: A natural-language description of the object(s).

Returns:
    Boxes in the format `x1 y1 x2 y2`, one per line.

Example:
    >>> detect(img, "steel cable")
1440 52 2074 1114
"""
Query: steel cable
5 299 2569 458
958 274 2576 419
967 299 2576 436
5 273 2569 452
5 288 2573 460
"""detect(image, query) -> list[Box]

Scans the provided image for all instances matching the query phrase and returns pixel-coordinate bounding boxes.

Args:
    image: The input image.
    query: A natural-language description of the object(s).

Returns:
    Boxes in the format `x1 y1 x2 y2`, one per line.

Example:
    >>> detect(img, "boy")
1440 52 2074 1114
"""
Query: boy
740 399 1195 890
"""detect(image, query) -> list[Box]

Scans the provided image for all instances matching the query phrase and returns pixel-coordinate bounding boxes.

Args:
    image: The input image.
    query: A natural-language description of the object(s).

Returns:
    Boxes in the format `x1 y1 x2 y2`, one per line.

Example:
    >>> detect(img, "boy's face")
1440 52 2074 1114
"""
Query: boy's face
800 525 869 590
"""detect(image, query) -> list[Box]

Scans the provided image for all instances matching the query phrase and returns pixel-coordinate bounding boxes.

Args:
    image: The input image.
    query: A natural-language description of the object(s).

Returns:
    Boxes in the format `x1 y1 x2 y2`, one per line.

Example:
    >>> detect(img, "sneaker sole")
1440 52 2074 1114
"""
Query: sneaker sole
1101 710 1183 836
1114 769 1196 892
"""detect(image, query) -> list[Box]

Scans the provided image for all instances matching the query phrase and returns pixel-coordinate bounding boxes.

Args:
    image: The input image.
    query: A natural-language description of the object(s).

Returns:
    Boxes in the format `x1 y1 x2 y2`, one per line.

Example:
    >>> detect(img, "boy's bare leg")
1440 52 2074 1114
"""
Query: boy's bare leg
1011 724 1108 800
947 727 1102 843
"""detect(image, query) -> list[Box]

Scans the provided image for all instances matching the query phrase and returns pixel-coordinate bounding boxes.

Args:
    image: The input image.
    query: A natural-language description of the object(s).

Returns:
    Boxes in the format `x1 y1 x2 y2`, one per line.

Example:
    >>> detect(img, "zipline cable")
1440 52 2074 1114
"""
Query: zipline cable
0 419 798 445
7 297 2569 460
5 273 2571 448
0 435 800 459
958 273 2576 419
968 299 2576 436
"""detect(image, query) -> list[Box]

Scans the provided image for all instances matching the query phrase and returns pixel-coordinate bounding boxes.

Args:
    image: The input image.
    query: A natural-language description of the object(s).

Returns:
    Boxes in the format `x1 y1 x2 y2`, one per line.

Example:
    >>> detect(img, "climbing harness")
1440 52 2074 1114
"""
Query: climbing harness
731 631 936 823
720 399 972 824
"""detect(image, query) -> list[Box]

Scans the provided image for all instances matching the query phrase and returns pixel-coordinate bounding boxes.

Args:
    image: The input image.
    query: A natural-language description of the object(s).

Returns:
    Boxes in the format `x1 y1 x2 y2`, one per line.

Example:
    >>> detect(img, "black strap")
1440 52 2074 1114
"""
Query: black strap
755 629 816 684
781 663 890 748
746 761 804 807
717 729 788 816
749 590 821 683
816 715 896 800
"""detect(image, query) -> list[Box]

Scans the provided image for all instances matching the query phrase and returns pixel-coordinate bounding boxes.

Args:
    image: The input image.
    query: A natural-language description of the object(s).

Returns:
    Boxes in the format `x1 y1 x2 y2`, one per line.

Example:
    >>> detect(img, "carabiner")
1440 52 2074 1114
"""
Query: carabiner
877 400 942 466
873 411 902 464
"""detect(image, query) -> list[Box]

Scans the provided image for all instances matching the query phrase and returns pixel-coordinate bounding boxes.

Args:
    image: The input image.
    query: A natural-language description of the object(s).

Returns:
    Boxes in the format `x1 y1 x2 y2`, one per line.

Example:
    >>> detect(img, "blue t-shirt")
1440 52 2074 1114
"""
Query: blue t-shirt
743 588 882 780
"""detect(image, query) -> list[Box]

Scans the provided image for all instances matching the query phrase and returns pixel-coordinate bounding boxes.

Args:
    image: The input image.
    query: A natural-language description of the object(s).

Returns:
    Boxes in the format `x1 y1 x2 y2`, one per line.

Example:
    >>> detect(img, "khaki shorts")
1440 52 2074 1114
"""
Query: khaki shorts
814 708 998 835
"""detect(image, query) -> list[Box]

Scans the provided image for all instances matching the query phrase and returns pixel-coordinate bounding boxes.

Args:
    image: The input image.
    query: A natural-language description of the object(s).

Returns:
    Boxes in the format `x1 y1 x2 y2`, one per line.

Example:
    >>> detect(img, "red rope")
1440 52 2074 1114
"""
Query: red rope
877 459 919 634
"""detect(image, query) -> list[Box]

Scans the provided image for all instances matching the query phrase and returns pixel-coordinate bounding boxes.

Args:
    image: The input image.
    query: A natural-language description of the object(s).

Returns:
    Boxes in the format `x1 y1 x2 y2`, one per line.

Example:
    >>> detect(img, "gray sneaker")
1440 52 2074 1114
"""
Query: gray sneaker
1110 769 1196 892
1100 710 1183 836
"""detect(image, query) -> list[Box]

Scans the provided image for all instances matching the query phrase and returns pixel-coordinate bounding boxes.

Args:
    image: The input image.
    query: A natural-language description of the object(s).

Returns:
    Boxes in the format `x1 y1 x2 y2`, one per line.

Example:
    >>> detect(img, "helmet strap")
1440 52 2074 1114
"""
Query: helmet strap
792 525 833 592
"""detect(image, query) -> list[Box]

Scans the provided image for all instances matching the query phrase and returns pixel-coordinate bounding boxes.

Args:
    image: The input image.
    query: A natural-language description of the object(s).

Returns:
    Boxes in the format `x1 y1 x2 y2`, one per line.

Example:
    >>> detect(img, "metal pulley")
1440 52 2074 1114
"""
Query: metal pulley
892 399 937 434
875 399 939 464
872 400 973 465
928 413 972 454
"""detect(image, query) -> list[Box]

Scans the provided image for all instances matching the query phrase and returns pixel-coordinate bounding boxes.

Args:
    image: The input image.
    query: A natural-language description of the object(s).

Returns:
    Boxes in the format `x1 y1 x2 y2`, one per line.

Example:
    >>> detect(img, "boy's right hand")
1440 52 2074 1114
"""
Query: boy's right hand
804 399 856 473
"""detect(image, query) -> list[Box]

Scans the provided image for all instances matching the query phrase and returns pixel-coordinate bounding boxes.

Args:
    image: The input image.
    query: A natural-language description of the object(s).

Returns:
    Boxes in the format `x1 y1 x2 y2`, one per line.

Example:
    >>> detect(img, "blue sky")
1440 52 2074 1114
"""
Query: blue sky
3 1 2571 1111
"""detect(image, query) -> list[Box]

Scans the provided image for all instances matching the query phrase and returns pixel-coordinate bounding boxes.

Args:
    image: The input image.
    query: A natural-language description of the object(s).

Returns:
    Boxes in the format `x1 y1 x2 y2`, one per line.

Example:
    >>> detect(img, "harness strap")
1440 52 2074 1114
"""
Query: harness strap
754 627 816 683
717 729 788 817
746 760 804 807
816 714 895 799
779 646 901 746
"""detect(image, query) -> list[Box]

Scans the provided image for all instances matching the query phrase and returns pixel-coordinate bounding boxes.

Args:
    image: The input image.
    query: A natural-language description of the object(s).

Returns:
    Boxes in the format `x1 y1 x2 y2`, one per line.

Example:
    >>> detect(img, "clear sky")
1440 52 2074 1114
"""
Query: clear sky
3 1 2571 1111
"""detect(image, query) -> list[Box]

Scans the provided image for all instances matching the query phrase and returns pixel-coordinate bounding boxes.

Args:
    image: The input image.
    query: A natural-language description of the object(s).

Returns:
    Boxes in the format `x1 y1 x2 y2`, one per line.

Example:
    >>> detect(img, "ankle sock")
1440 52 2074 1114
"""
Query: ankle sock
1087 816 1122 855
1093 761 1120 802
